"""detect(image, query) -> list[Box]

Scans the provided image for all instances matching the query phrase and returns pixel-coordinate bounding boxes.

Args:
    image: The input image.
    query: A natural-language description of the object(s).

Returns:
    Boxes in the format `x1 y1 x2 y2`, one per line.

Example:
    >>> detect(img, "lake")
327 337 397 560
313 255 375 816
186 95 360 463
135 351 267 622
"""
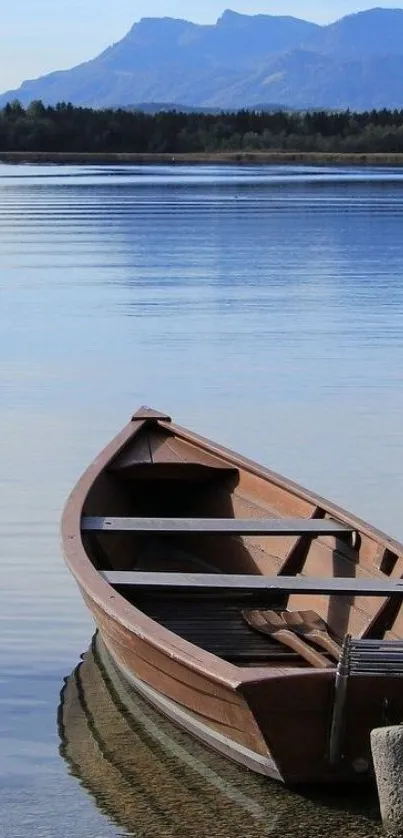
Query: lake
1 162 403 836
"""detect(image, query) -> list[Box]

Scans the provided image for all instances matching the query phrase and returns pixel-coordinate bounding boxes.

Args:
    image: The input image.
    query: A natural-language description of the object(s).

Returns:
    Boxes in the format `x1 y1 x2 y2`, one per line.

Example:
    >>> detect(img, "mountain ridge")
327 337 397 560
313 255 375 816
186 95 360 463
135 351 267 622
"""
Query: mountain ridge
1 8 403 111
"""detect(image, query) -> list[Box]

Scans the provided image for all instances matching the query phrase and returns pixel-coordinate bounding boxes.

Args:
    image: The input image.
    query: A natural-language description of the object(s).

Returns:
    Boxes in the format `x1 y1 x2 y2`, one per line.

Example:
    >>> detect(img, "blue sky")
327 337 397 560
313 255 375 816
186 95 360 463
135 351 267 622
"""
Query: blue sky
1 1 402 92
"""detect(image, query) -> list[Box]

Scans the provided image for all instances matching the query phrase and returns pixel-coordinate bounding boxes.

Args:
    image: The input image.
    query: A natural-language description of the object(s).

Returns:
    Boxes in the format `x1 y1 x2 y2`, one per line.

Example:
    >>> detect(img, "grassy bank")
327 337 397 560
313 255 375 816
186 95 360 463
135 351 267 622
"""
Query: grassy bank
1 150 403 166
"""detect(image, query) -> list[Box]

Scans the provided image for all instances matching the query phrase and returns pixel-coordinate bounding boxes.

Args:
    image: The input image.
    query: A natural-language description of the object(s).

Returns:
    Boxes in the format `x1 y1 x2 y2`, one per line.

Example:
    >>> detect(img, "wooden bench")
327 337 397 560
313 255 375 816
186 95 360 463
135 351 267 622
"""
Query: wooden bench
99 570 403 597
82 516 355 537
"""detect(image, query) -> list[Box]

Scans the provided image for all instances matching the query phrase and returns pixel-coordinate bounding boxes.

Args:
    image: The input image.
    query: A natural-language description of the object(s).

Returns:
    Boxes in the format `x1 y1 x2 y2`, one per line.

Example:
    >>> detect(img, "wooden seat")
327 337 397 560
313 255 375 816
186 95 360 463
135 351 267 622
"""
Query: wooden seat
99 570 403 597
82 516 354 537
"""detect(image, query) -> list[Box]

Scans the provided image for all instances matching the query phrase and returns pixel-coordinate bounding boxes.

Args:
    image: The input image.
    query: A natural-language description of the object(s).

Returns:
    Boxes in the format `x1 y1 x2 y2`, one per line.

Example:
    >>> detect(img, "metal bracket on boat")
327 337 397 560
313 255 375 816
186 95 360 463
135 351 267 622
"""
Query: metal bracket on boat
328 635 403 765
328 634 351 764
350 529 361 551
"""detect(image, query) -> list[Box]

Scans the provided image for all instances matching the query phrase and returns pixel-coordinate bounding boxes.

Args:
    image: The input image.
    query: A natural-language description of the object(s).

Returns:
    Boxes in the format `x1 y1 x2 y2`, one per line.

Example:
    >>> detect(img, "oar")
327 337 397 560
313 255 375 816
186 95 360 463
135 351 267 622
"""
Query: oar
242 609 333 668
281 610 341 661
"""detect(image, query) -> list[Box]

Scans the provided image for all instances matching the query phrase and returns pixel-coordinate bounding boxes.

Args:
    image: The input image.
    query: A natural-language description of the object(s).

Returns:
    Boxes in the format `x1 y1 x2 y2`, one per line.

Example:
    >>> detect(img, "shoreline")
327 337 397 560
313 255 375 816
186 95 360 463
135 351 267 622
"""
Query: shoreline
1 150 403 166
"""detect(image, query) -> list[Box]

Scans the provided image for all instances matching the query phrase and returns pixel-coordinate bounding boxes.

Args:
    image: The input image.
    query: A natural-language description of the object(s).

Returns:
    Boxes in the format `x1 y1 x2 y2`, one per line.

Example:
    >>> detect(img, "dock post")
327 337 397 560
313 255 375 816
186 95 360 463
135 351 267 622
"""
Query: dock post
371 725 403 835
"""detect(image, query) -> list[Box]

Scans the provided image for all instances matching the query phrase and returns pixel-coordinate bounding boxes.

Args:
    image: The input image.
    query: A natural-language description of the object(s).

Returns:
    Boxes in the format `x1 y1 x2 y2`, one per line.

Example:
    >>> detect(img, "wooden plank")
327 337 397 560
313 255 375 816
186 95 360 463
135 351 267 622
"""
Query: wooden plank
82 516 354 536
99 570 403 597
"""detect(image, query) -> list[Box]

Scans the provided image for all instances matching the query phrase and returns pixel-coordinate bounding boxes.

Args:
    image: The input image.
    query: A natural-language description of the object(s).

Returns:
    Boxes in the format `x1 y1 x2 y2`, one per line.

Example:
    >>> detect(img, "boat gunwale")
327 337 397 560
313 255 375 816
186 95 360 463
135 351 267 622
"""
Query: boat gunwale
61 410 403 689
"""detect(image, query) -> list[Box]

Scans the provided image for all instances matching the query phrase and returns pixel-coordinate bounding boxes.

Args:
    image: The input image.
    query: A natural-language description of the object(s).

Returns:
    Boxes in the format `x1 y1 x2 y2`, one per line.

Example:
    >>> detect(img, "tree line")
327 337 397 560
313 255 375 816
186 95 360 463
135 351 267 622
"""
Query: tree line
2 100 403 153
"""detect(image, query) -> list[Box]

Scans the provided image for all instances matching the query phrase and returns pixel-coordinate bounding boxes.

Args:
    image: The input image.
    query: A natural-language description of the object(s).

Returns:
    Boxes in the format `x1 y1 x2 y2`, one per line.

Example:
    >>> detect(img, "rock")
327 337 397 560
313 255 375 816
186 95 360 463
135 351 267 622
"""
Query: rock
371 726 403 836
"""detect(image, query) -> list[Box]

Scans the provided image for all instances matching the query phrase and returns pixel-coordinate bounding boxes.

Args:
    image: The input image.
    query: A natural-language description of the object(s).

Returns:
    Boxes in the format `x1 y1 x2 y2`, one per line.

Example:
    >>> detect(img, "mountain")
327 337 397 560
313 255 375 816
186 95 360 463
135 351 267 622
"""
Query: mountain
303 7 403 59
1 8 403 111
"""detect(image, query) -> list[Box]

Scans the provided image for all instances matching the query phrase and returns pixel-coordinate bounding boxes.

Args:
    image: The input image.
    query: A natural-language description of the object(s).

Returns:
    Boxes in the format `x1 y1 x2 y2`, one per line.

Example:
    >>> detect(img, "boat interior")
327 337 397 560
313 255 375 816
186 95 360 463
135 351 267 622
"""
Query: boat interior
80 422 403 669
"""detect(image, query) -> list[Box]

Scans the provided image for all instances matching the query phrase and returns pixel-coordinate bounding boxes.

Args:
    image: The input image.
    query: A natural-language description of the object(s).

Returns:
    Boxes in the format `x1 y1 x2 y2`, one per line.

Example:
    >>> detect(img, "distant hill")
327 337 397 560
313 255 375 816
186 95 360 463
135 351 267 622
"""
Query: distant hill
123 102 291 114
1 8 403 111
122 103 222 114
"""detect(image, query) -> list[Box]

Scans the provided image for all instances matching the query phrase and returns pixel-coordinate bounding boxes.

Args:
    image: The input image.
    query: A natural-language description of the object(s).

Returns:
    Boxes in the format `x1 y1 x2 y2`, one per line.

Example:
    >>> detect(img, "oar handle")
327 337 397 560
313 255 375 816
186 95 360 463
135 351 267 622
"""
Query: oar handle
276 629 333 669
309 631 341 661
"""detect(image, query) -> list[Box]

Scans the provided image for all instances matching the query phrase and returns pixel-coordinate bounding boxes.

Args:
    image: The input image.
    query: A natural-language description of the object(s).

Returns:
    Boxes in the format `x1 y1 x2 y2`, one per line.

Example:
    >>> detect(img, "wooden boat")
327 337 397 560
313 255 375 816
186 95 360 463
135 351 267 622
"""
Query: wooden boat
61 406 403 785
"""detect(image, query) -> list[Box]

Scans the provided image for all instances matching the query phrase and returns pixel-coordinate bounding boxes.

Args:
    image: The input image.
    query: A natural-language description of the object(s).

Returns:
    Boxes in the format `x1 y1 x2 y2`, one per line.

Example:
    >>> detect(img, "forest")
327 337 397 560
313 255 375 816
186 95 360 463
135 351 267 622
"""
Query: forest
2 100 403 154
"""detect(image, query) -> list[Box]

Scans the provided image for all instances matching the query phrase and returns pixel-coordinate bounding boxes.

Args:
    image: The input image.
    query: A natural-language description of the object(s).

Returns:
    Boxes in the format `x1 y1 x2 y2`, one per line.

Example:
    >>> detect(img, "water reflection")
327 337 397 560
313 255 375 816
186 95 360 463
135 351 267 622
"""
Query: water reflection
58 634 381 838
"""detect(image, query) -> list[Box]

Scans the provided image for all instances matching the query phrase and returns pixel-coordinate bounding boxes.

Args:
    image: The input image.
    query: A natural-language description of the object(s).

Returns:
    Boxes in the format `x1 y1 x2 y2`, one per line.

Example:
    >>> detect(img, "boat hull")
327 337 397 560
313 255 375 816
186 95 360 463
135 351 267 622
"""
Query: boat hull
93 613 403 785
85 585 403 786
96 630 281 779
83 587 282 778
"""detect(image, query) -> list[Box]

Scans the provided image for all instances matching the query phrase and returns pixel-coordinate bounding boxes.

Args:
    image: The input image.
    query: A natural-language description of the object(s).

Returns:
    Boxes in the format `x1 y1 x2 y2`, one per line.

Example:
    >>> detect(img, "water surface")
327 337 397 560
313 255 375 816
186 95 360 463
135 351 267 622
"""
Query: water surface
2 162 403 836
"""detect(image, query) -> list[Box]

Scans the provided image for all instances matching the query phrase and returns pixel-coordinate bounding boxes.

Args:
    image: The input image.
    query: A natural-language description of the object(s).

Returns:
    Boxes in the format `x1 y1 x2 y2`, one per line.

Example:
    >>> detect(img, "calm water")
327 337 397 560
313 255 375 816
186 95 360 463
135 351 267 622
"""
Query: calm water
2 162 403 836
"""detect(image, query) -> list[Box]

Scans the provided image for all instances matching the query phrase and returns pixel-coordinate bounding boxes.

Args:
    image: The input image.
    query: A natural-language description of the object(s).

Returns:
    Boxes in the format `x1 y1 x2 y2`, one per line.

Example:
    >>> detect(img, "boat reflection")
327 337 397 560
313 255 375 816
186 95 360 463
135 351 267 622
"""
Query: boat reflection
58 633 381 838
